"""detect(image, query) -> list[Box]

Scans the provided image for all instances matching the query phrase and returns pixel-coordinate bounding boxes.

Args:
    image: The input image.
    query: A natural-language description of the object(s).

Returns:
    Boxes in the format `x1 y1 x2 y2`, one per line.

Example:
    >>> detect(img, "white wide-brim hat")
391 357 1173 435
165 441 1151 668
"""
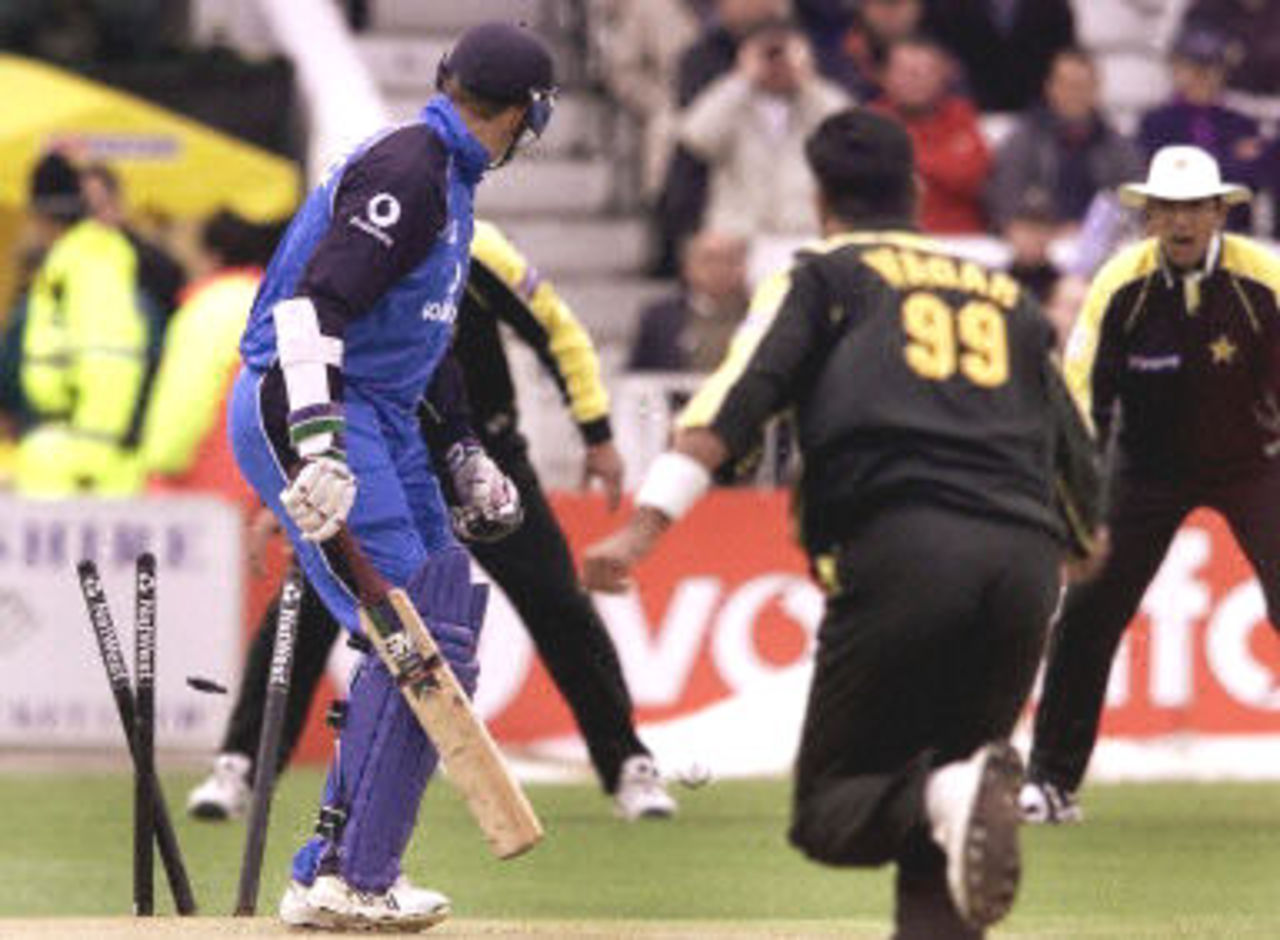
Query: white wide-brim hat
1118 145 1251 207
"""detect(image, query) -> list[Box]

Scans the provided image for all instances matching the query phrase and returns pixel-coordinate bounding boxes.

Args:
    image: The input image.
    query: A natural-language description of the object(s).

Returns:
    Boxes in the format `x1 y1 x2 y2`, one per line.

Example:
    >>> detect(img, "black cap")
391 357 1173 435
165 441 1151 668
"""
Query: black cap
805 108 915 197
1171 25 1232 66
29 152 85 220
440 22 555 105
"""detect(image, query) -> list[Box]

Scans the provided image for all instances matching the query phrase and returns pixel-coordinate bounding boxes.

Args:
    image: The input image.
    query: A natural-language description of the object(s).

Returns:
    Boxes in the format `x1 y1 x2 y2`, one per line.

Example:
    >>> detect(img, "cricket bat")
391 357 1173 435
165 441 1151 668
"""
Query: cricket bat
336 531 543 859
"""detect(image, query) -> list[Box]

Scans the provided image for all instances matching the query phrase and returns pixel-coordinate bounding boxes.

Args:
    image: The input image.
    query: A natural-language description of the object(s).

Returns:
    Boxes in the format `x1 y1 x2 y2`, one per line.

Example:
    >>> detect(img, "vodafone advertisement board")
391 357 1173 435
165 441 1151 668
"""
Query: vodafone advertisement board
5 488 1277 781
487 493 1280 780
473 490 823 778
289 490 1280 780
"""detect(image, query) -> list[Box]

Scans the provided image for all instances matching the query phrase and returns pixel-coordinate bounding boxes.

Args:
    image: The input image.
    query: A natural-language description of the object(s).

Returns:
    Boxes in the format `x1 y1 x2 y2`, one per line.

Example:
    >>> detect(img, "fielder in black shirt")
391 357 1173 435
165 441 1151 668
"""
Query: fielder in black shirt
584 109 1101 940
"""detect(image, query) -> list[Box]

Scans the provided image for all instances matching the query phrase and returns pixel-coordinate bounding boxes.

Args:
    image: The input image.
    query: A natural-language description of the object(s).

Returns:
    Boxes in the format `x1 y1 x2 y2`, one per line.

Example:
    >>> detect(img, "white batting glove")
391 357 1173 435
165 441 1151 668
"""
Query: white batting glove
280 456 357 542
446 442 523 543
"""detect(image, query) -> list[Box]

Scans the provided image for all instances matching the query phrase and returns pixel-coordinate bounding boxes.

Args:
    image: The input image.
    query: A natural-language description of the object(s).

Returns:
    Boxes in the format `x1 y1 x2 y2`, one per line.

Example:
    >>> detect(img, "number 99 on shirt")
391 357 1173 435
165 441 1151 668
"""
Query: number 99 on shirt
901 291 1009 388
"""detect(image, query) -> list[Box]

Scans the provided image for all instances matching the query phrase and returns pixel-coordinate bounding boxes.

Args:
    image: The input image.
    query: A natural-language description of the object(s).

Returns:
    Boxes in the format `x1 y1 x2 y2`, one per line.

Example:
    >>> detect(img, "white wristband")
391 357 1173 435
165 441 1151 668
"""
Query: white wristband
635 451 711 522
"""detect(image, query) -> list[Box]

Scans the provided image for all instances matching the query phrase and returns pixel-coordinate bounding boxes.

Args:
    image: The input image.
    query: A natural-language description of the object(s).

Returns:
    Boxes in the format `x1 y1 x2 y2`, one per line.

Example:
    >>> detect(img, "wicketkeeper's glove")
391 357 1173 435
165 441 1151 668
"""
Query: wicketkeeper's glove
445 441 523 543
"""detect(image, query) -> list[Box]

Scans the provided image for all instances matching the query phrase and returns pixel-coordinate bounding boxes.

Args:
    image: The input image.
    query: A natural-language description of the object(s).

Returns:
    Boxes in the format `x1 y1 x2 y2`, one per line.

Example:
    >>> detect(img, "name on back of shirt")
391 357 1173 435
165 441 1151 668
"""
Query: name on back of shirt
861 247 1022 310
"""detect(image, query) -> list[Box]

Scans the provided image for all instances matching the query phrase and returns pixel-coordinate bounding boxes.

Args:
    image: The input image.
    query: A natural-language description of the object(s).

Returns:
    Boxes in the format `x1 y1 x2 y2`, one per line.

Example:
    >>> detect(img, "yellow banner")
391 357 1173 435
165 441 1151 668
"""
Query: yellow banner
0 55 299 221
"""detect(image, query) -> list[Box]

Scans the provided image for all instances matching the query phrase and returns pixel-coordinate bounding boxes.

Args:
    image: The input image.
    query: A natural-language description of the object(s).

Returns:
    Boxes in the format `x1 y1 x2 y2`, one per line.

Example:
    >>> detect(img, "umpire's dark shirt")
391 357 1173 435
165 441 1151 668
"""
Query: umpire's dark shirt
1066 233 1280 480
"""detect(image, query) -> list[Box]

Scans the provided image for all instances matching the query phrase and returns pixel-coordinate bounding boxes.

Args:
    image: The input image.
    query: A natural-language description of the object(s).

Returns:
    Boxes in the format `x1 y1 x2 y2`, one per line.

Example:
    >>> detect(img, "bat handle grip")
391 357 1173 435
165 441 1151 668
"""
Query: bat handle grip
333 528 389 605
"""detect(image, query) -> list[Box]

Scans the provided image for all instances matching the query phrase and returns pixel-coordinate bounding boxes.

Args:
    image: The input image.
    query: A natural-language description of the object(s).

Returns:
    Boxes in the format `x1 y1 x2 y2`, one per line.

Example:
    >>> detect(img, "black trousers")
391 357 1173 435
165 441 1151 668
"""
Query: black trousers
1029 462 1280 791
223 441 647 792
787 505 1060 940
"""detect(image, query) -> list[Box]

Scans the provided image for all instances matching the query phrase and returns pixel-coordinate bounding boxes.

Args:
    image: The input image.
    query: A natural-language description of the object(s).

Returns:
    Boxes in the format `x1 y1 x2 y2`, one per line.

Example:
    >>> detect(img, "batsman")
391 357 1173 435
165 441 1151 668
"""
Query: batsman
227 22 555 931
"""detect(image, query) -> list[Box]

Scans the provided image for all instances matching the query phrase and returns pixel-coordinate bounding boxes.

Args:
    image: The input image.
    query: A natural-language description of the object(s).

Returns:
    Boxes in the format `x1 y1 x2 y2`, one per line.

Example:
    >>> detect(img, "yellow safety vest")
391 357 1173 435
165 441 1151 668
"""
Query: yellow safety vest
140 269 259 477
18 219 149 496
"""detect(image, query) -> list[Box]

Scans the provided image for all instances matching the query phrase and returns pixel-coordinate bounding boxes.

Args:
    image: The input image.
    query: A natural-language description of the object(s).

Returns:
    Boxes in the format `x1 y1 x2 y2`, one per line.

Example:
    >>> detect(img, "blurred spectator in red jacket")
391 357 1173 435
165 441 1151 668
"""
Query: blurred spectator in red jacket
987 48 1142 234
1180 0 1280 96
872 38 990 233
629 230 750 373
922 0 1075 112
1137 24 1266 232
141 210 269 505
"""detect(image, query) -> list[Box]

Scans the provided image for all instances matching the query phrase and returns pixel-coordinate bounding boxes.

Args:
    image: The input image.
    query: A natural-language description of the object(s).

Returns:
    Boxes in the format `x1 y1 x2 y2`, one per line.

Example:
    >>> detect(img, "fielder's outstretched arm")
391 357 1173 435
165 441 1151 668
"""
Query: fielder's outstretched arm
581 427 725 593
582 262 827 593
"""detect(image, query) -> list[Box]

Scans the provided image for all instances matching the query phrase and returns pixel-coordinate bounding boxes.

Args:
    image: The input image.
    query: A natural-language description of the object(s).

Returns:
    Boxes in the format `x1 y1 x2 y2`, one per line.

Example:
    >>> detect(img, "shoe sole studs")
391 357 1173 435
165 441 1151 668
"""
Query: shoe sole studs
285 905 450 933
961 743 1024 930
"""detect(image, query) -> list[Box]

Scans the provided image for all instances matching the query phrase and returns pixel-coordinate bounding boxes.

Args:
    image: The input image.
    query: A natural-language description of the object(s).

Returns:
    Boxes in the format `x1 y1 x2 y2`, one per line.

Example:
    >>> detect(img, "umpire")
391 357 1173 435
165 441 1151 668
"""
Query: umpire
584 109 1101 939
1022 146 1280 823
189 221 675 822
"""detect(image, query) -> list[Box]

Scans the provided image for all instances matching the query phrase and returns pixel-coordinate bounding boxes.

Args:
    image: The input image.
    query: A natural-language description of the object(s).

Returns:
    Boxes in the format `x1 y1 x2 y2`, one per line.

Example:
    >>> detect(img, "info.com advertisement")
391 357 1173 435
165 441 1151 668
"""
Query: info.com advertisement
288 490 1280 780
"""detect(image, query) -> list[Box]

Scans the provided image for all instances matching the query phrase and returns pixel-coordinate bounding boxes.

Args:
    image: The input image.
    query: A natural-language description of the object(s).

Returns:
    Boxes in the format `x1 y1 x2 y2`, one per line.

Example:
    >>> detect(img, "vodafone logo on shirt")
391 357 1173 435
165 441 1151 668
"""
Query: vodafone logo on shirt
366 193 401 227
420 263 463 323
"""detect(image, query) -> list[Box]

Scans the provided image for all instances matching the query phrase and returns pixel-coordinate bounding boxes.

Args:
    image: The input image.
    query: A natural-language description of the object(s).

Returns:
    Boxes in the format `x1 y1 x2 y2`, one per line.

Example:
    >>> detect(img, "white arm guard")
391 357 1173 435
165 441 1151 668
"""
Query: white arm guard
273 297 345 458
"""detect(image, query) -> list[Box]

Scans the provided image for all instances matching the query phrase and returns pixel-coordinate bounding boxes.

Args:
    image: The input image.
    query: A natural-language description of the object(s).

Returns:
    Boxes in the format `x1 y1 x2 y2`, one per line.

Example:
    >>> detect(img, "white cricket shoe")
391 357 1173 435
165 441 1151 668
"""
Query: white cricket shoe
279 879 317 927
613 755 677 821
186 752 251 821
279 874 450 932
1019 779 1083 825
925 741 1024 930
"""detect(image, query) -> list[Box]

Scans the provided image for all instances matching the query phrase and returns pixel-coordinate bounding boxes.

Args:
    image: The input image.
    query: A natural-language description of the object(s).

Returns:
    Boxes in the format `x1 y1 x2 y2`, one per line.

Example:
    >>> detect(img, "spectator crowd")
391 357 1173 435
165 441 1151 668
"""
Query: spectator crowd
595 0 1280 368
3 0 1279 497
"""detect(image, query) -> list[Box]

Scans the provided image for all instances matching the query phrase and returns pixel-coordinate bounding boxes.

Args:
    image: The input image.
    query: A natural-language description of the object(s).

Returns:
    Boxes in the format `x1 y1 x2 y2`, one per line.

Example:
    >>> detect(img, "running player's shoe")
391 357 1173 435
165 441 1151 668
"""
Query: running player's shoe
613 755 677 821
1018 779 1084 824
186 752 251 821
925 741 1024 929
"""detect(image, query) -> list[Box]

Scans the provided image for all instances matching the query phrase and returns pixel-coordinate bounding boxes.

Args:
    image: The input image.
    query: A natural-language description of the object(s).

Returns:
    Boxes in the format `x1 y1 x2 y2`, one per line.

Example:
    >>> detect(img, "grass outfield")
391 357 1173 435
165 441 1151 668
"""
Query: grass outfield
1 770 1279 937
